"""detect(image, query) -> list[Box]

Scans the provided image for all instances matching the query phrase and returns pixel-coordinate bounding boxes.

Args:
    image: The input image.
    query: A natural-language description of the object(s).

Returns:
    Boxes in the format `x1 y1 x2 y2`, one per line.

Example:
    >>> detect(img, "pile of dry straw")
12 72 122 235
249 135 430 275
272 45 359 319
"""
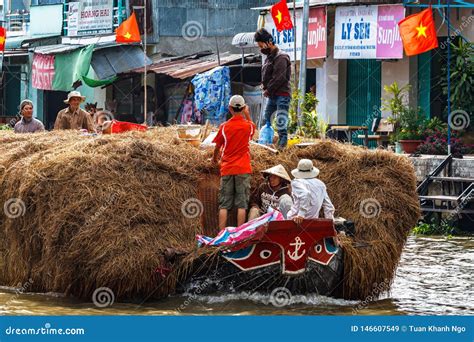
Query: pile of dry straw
0 128 419 301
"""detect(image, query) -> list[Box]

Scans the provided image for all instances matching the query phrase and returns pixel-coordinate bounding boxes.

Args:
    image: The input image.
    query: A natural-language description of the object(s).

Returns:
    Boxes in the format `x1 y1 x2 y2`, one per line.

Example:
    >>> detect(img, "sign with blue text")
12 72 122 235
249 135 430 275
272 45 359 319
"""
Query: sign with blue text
334 5 378 59
334 5 405 59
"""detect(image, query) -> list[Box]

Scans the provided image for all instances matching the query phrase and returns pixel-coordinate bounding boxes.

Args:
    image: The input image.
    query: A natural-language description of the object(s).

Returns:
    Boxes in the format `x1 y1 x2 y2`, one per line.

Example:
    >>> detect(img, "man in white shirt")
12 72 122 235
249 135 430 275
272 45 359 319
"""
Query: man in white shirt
288 159 335 224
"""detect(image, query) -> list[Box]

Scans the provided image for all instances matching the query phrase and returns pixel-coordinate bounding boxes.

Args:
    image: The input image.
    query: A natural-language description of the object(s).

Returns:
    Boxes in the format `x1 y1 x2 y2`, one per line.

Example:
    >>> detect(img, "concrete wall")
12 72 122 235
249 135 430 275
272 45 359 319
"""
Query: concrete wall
380 58 410 118
410 155 474 182
156 0 263 56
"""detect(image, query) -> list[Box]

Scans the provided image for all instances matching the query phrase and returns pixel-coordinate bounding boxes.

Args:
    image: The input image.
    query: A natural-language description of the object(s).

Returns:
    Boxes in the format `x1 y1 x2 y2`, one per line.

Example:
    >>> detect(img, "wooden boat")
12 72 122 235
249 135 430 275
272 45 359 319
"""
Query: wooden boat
178 219 353 297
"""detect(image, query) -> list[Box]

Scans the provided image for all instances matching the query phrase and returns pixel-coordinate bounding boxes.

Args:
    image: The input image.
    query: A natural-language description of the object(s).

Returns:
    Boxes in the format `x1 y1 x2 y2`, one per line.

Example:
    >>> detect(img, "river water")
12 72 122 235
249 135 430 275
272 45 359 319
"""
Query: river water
1 235 473 316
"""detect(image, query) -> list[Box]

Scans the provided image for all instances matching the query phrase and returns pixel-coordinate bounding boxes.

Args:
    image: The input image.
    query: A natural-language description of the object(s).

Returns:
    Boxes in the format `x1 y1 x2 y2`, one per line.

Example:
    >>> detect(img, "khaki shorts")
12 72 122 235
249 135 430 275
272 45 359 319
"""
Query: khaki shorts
218 174 251 210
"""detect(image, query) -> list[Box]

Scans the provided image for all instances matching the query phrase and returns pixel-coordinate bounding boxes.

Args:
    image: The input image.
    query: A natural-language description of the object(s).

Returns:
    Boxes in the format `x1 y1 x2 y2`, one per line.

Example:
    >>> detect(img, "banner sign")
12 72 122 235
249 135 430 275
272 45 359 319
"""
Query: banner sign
307 7 327 60
67 0 113 36
334 4 405 59
376 5 405 59
32 53 55 90
264 6 327 61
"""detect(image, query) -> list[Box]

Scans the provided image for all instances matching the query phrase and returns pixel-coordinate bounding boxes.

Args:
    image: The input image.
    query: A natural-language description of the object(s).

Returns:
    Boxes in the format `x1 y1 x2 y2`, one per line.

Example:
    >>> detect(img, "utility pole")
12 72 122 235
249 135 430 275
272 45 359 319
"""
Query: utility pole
297 0 310 129
134 2 147 125
292 0 297 87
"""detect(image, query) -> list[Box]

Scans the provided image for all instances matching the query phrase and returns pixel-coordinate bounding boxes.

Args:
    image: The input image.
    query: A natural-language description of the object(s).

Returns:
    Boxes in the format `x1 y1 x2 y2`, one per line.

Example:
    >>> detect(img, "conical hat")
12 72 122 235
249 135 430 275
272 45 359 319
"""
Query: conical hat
261 164 291 182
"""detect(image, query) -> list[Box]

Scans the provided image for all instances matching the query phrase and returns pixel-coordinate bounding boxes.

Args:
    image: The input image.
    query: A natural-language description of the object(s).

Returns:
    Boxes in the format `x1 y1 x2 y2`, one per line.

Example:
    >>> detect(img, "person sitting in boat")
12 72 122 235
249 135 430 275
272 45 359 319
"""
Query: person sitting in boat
288 159 335 224
248 164 293 220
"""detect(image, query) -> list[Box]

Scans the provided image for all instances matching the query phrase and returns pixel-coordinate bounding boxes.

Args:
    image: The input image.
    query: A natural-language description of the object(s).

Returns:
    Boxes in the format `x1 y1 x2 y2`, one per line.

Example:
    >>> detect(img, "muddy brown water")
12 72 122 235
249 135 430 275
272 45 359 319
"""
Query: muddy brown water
1 235 473 316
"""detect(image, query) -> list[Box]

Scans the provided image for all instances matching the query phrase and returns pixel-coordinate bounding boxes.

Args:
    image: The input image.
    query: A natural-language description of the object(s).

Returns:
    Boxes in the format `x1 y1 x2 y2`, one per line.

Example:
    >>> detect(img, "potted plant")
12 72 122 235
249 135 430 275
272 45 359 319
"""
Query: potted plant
397 107 426 153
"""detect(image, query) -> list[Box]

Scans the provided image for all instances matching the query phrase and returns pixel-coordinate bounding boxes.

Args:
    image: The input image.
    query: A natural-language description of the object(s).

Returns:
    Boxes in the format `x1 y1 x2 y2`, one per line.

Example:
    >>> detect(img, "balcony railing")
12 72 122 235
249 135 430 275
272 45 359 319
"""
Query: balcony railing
4 11 30 37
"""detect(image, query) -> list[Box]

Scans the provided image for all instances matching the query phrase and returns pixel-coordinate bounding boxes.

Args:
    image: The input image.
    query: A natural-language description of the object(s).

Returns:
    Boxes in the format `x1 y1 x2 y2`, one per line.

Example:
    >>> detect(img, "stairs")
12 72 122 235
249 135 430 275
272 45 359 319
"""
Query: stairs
417 155 474 220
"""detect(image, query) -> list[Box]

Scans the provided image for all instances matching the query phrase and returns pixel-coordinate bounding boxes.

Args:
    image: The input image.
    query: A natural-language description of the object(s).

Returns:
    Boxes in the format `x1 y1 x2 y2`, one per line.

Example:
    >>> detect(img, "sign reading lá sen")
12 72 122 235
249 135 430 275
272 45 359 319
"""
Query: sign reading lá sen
67 0 113 36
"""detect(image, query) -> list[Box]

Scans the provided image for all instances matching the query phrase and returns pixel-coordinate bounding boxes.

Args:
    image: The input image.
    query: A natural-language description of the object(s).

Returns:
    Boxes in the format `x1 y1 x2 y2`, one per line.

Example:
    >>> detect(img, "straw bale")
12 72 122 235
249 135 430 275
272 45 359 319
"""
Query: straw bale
0 129 419 300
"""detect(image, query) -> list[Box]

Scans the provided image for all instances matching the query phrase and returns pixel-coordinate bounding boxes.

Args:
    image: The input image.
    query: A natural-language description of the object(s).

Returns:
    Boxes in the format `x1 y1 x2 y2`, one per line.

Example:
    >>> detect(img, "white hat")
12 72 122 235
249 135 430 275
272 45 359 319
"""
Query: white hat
229 95 246 109
261 164 291 182
291 159 320 179
64 91 86 104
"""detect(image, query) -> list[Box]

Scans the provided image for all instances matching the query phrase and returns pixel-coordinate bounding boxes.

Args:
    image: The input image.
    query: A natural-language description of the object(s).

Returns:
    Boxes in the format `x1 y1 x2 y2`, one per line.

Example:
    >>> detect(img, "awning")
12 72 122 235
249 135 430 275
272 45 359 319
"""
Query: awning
33 43 151 80
139 53 245 79
91 45 152 80
5 34 61 50
33 44 85 55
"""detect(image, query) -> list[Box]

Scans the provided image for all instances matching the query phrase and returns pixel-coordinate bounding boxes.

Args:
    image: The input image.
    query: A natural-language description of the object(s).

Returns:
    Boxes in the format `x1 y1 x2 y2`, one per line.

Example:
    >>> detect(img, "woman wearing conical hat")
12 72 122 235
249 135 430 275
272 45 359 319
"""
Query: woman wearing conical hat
248 164 293 221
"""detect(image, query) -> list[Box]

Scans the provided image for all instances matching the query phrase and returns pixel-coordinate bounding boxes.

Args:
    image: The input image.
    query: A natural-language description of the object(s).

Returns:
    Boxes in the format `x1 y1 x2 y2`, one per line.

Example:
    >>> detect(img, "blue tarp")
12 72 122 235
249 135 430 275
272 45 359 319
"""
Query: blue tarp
191 66 231 126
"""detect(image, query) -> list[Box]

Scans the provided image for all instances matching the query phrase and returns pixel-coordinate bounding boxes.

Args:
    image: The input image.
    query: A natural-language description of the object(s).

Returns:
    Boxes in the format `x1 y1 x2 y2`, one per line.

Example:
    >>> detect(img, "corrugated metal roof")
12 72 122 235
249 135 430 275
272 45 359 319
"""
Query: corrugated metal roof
33 44 84 55
91 45 152 80
232 33 257 47
5 34 61 49
137 54 246 79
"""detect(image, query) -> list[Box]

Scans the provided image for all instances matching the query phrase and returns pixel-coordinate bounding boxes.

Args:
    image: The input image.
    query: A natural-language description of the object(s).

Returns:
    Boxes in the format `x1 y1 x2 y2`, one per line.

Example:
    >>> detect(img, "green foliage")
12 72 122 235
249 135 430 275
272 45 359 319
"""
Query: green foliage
0 124 12 131
412 219 459 236
381 81 411 123
287 89 324 138
439 40 474 129
425 117 447 131
395 107 427 141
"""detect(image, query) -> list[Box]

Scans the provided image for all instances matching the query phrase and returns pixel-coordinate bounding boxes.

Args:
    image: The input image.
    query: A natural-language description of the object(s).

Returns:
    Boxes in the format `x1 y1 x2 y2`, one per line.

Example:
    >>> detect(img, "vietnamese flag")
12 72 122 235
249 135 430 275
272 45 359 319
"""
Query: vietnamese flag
398 8 438 56
0 27 6 52
271 0 293 32
116 12 141 43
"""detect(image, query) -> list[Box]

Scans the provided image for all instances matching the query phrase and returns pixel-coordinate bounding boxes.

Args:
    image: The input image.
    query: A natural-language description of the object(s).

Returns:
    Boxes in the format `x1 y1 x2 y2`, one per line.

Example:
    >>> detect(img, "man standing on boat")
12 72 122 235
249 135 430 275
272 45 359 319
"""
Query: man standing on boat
212 95 256 229
288 159 335 224
255 28 292 149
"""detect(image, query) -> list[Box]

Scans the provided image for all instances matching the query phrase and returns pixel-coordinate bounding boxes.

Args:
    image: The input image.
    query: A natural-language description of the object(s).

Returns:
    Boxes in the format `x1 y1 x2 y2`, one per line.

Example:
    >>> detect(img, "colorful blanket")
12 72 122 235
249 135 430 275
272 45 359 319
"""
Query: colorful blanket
196 209 284 247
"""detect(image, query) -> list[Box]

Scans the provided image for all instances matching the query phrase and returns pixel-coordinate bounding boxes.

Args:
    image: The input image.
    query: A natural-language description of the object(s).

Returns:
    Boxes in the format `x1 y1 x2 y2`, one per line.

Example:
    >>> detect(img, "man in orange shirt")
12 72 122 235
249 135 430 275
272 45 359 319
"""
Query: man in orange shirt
212 95 256 229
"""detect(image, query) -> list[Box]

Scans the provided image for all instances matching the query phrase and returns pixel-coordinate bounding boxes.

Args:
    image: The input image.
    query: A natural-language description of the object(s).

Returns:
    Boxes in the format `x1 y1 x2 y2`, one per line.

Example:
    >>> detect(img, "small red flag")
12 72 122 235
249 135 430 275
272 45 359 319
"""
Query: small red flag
398 8 438 56
0 27 6 52
116 13 141 43
271 0 293 32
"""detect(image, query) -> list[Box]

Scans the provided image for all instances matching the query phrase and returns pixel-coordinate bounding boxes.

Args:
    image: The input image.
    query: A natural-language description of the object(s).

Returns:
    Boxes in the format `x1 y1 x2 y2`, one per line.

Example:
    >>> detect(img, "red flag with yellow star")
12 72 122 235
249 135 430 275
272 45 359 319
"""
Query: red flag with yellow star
398 8 438 56
0 27 6 52
116 12 141 43
271 0 293 32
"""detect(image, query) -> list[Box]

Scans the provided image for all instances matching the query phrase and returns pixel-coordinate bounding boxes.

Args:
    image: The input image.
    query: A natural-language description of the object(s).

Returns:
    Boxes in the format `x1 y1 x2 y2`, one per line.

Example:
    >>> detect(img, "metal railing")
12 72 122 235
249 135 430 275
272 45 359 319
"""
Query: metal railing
3 11 30 36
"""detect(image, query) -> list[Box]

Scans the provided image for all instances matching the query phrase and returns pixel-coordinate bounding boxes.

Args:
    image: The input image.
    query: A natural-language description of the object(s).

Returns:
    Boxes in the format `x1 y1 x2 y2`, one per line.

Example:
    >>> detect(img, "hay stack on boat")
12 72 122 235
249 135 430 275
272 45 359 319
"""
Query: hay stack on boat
0 128 419 301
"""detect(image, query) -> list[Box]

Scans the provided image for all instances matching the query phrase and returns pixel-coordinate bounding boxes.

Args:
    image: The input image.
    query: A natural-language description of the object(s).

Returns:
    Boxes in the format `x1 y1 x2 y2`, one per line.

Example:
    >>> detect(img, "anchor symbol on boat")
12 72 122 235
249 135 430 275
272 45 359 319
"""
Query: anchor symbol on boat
287 236 306 261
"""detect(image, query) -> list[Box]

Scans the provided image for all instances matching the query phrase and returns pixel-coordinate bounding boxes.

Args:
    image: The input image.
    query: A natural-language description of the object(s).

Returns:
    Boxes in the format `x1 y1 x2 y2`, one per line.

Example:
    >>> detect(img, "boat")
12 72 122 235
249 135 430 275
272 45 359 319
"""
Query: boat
177 218 354 297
